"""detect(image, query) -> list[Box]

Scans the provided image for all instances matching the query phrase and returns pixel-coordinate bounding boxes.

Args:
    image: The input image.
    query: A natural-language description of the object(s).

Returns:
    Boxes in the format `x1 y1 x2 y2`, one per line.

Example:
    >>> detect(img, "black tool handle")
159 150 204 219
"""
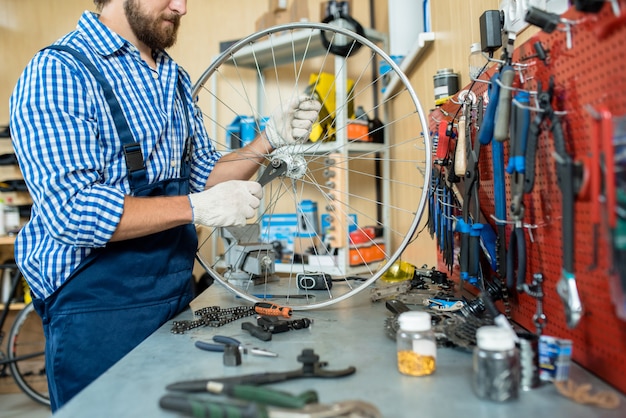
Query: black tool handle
159 394 262 418
385 299 411 315
525 111 543 193
242 322 272 341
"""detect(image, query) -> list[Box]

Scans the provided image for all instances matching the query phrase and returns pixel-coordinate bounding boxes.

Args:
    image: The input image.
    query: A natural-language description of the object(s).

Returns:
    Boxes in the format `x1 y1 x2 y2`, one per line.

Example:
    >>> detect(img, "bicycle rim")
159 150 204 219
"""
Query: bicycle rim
192 22 432 310
8 302 49 405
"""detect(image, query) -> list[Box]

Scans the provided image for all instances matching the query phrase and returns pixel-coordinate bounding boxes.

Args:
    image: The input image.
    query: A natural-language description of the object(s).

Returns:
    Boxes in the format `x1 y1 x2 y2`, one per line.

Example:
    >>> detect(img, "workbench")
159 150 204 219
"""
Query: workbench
54 283 626 417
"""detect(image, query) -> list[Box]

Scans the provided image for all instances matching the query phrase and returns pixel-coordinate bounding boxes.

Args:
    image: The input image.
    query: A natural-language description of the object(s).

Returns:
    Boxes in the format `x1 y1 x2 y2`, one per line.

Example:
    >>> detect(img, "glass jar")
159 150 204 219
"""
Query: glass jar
473 326 520 402
396 311 436 376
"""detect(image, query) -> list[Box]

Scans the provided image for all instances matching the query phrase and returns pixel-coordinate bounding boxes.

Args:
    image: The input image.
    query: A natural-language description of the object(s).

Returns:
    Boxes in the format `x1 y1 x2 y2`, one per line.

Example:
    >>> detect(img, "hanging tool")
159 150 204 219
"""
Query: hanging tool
456 97 483 285
195 336 278 357
524 273 548 336
493 66 516 142
538 75 583 329
479 71 507 279
506 91 531 292
166 349 356 391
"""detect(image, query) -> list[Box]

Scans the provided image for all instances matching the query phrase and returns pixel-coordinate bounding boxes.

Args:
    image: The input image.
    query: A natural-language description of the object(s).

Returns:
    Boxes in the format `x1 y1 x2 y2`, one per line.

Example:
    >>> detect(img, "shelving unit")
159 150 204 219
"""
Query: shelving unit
0 138 29 311
382 31 435 101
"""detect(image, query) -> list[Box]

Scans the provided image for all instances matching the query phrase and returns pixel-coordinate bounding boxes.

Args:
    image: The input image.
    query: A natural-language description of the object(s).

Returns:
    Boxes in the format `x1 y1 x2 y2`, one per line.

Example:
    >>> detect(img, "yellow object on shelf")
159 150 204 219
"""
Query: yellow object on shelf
306 72 355 142
22 277 31 304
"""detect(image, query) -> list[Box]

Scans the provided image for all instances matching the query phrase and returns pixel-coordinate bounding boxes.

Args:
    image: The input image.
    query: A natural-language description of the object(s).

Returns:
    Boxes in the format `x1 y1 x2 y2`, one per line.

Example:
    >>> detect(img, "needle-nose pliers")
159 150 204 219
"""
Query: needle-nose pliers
195 335 278 357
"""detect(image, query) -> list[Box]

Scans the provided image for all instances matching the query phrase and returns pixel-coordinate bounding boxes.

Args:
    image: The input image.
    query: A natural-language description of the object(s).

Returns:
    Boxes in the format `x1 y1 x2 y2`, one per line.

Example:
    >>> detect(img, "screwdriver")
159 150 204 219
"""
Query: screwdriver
253 302 292 318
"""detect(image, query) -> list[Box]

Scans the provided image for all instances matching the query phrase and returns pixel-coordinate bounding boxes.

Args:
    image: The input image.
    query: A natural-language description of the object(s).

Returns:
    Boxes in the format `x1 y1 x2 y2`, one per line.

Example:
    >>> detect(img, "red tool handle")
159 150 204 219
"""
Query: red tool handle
254 302 293 318
435 121 451 162
598 106 616 229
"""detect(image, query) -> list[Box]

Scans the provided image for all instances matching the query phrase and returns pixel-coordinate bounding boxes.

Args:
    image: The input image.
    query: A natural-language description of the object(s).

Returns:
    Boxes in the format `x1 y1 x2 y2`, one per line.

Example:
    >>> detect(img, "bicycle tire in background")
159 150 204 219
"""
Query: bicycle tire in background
8 302 49 406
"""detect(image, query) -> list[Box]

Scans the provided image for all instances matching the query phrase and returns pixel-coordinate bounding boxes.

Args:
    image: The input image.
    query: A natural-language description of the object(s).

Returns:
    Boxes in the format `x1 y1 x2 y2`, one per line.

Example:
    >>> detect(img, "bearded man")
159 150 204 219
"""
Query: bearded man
9 0 320 410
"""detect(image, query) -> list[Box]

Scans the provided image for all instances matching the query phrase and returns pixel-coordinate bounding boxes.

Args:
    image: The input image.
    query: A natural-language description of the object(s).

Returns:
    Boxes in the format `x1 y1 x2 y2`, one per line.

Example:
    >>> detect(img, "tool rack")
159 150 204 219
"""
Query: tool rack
436 2 626 394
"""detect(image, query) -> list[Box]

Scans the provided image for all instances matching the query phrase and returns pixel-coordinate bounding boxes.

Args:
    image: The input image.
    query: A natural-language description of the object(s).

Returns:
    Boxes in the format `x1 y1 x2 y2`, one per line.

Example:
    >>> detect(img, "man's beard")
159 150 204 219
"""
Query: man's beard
124 0 181 50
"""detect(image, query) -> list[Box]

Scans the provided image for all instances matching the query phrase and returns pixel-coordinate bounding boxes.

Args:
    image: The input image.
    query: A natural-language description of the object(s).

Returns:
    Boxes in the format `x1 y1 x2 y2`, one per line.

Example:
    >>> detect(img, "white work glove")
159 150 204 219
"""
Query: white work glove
188 180 263 227
265 95 322 148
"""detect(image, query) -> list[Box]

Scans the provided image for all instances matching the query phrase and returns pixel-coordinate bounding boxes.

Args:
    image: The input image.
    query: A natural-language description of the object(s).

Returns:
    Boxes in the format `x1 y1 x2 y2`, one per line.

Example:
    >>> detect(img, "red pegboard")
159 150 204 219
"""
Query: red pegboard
436 2 626 394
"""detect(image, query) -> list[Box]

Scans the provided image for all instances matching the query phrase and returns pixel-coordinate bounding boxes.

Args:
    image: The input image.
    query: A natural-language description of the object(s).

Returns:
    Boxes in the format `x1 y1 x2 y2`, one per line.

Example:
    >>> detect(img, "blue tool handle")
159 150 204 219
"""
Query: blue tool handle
479 222 498 272
506 91 531 174
214 335 241 347
195 340 226 352
494 66 515 142
479 72 501 145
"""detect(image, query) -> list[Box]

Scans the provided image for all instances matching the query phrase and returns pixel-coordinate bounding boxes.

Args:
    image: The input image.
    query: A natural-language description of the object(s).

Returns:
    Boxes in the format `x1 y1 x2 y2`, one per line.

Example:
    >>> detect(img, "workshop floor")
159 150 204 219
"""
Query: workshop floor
0 392 52 417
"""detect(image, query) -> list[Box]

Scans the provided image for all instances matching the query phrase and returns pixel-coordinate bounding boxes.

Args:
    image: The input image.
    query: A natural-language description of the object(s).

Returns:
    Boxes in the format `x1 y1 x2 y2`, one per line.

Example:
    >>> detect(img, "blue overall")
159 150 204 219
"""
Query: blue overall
31 46 197 411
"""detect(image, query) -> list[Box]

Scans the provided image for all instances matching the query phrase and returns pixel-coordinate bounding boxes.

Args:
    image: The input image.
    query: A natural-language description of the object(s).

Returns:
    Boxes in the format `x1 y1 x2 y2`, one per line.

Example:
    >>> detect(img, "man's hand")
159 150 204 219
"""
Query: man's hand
188 180 263 227
265 95 321 148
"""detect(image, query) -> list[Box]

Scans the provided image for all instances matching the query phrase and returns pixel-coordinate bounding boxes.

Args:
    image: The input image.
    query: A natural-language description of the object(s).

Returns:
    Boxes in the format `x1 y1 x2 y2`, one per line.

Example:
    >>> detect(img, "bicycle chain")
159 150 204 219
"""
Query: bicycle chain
170 306 255 334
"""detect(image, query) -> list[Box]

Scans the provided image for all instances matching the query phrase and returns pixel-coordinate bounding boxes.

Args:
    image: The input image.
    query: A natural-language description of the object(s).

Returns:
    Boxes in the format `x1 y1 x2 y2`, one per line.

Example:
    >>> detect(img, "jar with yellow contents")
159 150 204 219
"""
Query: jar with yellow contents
396 311 436 376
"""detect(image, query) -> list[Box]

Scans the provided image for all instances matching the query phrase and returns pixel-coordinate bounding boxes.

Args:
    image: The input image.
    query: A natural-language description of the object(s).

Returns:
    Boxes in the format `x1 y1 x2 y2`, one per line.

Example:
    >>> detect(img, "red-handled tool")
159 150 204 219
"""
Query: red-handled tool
435 121 452 163
254 302 293 318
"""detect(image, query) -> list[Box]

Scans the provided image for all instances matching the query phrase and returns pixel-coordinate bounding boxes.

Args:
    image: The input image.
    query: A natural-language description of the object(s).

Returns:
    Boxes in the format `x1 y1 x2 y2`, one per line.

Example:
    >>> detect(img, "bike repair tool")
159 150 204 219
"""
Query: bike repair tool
479 71 508 279
162 383 318 411
540 75 583 329
160 394 382 418
249 294 313 300
241 322 274 342
525 273 548 336
456 94 483 286
494 65 516 142
166 349 356 391
171 302 293 333
257 317 312 334
257 157 288 186
195 336 278 357
506 90 530 292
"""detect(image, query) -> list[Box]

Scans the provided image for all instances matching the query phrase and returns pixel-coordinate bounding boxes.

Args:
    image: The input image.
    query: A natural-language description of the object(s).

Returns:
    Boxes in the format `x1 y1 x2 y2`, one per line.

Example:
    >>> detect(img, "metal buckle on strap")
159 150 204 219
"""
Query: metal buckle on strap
123 143 145 173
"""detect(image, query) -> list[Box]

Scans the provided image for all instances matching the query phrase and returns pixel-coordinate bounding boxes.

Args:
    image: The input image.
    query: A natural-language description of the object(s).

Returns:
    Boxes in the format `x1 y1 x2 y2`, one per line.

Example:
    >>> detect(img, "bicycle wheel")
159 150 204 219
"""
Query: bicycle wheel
193 22 432 310
8 302 49 405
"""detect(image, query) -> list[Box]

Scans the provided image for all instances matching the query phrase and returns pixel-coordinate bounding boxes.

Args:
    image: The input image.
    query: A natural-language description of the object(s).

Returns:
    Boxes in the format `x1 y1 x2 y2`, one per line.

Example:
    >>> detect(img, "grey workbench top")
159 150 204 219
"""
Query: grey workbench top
54 284 626 417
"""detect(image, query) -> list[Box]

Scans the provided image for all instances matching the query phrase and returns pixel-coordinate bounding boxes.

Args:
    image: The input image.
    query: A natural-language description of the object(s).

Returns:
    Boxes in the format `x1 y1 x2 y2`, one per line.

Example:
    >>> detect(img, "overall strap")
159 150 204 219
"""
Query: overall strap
44 44 148 190
176 76 193 179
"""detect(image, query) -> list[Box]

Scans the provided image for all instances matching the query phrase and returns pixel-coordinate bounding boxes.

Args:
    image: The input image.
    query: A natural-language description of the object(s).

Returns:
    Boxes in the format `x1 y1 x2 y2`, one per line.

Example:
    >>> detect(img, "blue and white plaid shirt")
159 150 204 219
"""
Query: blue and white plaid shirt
9 11 220 299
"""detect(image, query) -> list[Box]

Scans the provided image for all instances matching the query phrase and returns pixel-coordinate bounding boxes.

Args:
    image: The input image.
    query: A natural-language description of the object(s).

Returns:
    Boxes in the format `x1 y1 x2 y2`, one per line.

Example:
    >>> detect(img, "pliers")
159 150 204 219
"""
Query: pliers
195 336 278 357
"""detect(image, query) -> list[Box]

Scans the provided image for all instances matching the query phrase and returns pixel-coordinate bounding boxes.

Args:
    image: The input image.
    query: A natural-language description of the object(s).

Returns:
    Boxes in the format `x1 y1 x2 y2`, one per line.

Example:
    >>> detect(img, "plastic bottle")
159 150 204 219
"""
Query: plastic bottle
396 311 436 376
4 204 20 234
469 42 487 81
473 326 520 402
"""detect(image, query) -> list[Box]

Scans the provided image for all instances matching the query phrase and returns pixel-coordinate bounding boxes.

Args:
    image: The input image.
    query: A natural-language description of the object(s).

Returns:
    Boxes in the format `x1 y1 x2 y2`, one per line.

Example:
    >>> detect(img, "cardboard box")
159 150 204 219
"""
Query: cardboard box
269 0 288 12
